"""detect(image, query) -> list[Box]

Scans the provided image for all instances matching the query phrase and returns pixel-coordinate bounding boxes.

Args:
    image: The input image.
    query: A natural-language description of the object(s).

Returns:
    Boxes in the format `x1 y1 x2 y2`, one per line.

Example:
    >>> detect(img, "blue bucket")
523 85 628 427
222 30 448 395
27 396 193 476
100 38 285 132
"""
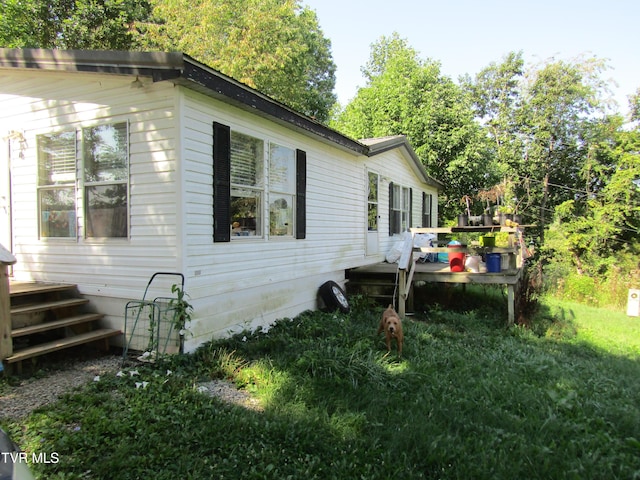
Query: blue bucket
486 253 501 273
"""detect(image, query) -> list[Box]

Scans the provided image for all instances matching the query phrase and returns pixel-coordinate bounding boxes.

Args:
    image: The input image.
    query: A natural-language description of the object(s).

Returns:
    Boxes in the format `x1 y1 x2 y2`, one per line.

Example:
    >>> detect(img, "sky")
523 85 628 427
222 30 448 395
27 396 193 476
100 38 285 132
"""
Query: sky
303 0 639 115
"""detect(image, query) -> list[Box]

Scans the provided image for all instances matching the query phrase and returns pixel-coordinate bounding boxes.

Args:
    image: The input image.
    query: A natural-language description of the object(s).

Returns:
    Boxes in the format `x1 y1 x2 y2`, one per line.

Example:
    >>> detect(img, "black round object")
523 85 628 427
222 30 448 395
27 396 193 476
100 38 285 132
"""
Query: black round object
319 281 350 313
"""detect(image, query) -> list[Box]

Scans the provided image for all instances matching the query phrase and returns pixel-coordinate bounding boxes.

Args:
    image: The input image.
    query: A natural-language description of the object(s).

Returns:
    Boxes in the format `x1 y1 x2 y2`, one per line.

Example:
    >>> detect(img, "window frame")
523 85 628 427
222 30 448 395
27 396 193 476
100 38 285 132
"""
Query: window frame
81 121 130 239
36 129 78 240
389 182 412 235
213 121 306 243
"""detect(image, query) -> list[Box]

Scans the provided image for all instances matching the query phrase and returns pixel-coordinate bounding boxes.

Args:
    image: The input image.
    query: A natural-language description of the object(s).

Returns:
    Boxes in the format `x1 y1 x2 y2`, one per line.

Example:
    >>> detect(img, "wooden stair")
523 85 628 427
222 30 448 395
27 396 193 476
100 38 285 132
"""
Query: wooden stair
345 266 400 306
4 281 121 372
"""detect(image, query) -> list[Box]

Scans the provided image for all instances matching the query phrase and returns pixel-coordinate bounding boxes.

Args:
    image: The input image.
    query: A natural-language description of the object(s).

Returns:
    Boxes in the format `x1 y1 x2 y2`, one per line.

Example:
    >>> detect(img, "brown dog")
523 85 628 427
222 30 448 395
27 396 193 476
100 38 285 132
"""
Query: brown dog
377 304 403 356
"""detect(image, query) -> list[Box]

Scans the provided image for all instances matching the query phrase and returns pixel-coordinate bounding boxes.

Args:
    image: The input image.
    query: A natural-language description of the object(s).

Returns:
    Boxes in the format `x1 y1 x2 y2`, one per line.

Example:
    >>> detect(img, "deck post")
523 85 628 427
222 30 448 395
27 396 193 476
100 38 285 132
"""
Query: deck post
0 244 17 362
507 284 515 325
398 269 406 317
397 233 415 318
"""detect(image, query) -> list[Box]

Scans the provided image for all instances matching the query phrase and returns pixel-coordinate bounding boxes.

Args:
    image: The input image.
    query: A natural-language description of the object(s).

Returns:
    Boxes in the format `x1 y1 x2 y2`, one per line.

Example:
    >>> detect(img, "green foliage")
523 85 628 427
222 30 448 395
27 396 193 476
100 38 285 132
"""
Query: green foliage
142 0 336 122
3 298 640 479
0 0 152 49
0 0 336 122
332 33 493 220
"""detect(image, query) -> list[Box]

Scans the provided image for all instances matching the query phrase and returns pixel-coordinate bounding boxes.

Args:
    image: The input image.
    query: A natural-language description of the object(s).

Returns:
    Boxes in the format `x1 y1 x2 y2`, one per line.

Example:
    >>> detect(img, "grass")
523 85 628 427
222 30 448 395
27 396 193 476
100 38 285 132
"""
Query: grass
2 290 640 479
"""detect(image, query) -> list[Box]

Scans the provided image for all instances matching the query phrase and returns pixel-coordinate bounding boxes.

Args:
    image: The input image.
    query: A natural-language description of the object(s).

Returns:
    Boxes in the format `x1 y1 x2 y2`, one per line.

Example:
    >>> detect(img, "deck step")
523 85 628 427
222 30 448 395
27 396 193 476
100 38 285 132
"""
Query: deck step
10 298 89 315
11 313 104 338
9 282 76 297
5 328 121 364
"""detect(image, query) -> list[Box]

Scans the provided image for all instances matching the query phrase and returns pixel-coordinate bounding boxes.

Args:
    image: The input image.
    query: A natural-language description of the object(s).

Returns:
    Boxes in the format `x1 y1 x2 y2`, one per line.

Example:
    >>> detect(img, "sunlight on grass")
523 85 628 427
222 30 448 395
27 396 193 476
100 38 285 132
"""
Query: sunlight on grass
2 296 639 479
541 296 640 358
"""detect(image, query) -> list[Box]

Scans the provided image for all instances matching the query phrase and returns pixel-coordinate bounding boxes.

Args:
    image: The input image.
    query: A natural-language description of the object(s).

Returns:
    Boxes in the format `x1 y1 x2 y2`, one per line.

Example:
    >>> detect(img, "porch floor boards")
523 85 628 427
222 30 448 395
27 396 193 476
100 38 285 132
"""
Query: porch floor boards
349 261 523 285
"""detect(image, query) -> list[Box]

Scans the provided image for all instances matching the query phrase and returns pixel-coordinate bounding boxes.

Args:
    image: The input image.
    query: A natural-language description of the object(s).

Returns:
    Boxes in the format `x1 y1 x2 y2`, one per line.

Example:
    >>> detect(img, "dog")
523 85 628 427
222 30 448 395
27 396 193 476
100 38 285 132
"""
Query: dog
377 304 403 357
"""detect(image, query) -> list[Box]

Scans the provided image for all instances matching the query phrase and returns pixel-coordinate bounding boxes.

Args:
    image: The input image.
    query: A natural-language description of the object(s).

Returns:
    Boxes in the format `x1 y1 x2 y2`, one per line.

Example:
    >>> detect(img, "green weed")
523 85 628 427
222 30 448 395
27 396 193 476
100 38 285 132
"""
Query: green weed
2 295 639 479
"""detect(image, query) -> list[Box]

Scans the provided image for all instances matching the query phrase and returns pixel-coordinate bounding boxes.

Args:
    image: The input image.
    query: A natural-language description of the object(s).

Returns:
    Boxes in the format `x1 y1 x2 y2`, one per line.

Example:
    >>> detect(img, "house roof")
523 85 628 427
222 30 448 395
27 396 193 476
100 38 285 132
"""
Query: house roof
0 48 441 190
361 136 443 189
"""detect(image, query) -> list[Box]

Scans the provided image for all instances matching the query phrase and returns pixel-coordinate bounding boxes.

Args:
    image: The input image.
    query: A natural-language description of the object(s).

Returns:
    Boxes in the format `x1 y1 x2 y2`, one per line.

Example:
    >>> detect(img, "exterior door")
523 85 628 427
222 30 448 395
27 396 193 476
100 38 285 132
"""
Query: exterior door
366 171 379 255
0 135 12 256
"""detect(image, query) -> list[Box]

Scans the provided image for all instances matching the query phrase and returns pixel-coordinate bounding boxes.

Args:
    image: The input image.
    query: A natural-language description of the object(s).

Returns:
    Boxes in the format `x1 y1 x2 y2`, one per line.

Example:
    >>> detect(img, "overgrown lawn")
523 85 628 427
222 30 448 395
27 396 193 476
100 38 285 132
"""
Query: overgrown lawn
2 292 640 479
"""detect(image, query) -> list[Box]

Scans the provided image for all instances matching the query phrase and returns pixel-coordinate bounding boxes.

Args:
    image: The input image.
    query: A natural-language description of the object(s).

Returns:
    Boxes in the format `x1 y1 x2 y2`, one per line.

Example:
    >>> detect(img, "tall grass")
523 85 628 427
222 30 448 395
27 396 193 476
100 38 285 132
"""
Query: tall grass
2 293 639 479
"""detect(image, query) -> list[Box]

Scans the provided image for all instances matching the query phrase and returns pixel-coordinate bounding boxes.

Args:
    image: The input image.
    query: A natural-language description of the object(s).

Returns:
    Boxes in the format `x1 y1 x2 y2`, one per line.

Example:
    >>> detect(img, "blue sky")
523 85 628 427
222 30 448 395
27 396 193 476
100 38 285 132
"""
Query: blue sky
304 0 639 114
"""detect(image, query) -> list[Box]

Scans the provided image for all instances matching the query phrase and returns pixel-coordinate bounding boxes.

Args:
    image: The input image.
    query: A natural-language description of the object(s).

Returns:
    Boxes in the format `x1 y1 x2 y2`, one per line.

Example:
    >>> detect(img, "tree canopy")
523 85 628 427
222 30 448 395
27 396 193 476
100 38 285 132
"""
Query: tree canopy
332 33 493 219
0 0 336 122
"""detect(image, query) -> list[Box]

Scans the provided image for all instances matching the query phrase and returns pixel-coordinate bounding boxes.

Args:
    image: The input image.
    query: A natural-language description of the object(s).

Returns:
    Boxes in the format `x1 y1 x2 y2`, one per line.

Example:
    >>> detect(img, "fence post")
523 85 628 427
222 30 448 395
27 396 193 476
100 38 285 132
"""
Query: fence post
0 243 16 361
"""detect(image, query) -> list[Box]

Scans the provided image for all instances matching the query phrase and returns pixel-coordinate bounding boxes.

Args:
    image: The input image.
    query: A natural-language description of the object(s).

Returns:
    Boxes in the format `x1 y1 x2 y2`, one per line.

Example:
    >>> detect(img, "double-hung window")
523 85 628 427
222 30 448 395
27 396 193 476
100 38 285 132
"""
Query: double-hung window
268 143 296 237
36 122 129 239
230 131 264 237
37 131 77 238
213 122 306 242
389 182 412 235
83 123 129 238
422 192 433 227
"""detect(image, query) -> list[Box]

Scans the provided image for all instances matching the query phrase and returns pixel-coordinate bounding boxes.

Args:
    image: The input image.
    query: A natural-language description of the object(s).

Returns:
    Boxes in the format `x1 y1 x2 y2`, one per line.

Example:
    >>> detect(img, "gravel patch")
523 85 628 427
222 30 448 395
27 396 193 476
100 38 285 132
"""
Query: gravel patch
197 380 263 411
1 355 263 420
0 355 122 420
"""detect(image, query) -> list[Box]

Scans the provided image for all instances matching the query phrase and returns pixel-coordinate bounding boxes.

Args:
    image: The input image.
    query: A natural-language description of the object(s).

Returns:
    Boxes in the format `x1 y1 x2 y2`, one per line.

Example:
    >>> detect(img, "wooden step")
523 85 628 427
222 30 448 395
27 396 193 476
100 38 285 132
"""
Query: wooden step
11 313 104 338
5 328 122 364
10 298 89 315
9 281 76 297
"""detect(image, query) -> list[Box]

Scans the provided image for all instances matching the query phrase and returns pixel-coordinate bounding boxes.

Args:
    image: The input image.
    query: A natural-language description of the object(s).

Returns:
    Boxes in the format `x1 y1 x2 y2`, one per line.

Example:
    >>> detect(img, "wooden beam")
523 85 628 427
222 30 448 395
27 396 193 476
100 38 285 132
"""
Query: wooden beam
0 265 12 360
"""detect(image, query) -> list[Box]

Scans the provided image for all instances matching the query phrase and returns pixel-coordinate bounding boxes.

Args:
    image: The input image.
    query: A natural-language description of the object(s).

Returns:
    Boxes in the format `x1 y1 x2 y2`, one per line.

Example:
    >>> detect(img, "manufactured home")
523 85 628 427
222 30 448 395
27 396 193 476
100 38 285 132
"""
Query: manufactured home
0 48 441 356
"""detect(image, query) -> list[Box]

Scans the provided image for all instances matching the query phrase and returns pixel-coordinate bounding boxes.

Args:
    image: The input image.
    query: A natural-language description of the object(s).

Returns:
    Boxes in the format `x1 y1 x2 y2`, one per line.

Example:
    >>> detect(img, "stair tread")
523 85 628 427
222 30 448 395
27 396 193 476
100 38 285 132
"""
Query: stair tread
5 329 121 363
10 298 89 315
12 313 104 337
9 282 76 297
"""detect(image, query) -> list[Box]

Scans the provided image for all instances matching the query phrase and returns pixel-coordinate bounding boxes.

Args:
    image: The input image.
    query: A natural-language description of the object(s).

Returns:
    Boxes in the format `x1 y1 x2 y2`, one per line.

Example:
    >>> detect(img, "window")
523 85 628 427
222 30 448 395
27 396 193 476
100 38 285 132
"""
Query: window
37 131 77 238
269 143 295 236
213 121 306 242
367 171 379 231
36 122 129 240
230 131 264 237
83 123 129 238
422 192 433 227
389 182 412 235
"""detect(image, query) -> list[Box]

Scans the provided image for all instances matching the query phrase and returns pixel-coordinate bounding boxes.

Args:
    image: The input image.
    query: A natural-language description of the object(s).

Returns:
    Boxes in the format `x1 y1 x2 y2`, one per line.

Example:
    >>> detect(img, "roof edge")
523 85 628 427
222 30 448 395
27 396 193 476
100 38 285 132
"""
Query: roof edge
362 136 443 190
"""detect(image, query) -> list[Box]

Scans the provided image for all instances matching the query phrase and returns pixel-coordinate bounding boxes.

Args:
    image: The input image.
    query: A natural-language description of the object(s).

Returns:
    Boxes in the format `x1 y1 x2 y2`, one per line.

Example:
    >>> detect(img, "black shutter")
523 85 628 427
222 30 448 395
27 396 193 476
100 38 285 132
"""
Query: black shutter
213 122 231 243
296 149 306 239
389 182 394 235
409 188 413 229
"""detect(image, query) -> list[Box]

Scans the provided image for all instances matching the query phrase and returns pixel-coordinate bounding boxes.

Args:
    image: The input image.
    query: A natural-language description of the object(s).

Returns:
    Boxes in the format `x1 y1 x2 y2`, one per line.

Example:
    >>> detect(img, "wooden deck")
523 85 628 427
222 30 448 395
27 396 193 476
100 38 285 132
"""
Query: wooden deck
350 225 530 324
350 260 523 285
349 260 524 324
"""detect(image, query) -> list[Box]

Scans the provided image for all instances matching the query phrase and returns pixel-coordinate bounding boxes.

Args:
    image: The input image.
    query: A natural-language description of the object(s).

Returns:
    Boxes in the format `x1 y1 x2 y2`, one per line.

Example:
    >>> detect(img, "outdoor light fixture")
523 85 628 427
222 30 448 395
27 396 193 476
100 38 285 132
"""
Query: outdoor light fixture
130 76 144 89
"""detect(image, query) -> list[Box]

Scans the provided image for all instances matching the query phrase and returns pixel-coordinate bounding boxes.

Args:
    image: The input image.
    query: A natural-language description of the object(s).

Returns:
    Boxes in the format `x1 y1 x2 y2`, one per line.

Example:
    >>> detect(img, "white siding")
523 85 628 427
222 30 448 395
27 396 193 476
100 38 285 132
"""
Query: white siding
0 71 181 298
181 90 371 345
364 149 439 256
0 68 438 351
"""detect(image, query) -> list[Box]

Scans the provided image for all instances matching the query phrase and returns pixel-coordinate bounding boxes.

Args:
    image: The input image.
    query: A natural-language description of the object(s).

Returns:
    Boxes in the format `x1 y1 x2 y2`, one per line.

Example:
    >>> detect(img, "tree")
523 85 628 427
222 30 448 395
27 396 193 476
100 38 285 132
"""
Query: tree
142 0 336 122
332 33 492 220
0 0 337 122
0 0 151 49
631 88 640 122
545 116 640 278
519 56 611 240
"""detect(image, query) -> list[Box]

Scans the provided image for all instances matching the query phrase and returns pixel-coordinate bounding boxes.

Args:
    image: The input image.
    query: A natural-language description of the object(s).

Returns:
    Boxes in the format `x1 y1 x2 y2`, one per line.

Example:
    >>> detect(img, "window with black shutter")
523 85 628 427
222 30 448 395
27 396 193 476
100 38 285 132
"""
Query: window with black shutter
213 122 306 242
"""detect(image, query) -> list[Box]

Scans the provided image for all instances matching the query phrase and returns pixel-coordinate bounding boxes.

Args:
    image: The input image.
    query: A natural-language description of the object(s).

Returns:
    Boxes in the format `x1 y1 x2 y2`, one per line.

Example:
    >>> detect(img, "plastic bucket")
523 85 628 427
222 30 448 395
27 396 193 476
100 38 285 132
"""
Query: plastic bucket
486 253 501 273
480 235 495 247
448 242 465 272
